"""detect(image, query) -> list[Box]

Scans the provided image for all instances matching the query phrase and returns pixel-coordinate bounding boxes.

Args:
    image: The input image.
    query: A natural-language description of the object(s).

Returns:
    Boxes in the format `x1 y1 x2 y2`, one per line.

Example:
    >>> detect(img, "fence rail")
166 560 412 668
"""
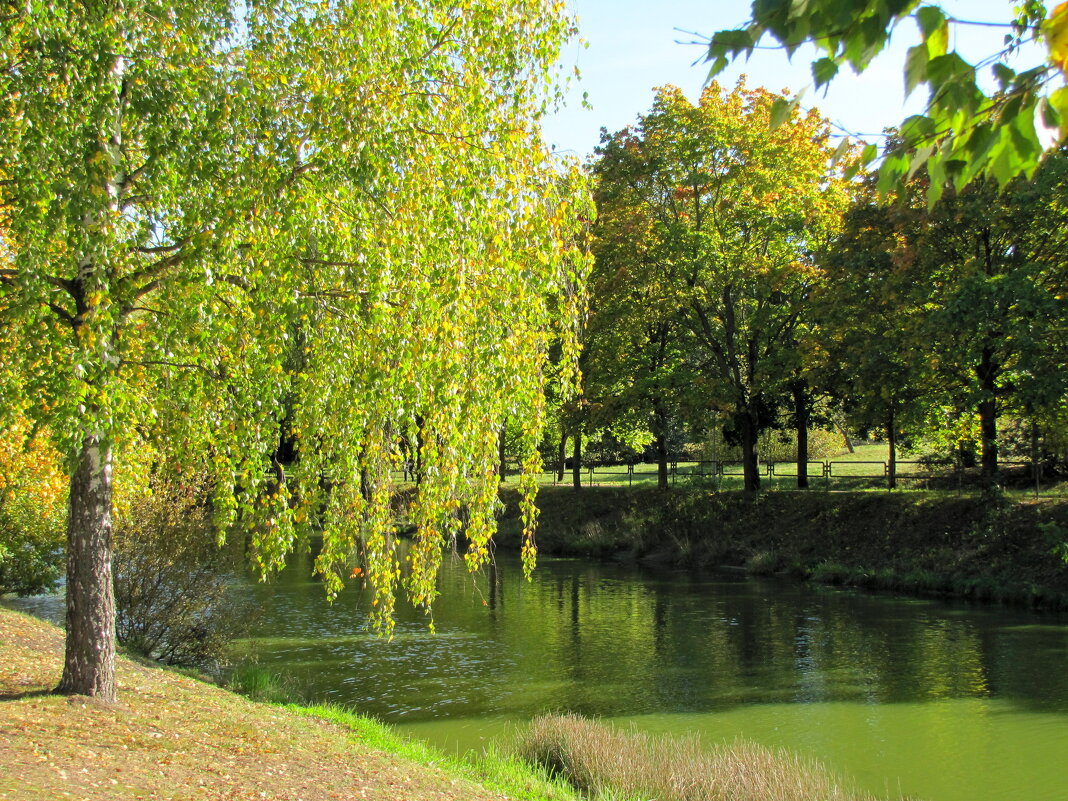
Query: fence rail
539 458 1052 494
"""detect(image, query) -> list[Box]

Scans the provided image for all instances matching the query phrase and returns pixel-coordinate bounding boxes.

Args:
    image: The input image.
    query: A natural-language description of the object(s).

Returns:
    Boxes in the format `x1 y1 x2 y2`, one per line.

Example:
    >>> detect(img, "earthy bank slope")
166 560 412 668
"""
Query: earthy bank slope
0 607 526 801
499 488 1068 606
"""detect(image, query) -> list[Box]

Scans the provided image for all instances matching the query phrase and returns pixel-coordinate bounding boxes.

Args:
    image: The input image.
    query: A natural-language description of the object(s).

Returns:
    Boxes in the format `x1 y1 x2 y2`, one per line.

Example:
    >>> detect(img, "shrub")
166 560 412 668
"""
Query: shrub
744 550 787 576
113 477 250 669
516 713 881 801
809 561 853 585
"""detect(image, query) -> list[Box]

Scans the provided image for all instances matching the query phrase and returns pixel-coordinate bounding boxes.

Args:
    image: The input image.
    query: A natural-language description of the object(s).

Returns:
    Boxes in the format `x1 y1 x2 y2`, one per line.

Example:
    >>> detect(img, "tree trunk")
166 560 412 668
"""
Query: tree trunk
572 429 582 489
835 419 855 453
497 423 507 482
655 431 669 489
978 396 998 484
1032 419 1041 499
792 382 809 489
977 346 999 485
414 413 425 486
57 434 117 703
653 400 669 490
887 409 897 491
739 409 761 493
556 431 566 482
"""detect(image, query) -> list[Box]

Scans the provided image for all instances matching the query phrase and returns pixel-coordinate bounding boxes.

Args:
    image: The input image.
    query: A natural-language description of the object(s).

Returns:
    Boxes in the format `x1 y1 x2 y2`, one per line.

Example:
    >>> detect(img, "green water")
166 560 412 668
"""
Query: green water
225 550 1068 801
13 549 1068 800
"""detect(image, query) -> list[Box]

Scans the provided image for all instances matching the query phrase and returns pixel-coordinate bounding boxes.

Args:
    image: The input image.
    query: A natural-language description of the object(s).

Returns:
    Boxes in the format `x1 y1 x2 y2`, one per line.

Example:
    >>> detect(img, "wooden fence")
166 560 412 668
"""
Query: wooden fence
543 459 1048 493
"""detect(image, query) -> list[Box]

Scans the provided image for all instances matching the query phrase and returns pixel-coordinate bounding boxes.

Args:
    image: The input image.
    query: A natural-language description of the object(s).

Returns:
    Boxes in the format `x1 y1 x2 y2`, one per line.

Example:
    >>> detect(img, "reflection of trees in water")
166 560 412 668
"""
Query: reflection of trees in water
231 550 1068 720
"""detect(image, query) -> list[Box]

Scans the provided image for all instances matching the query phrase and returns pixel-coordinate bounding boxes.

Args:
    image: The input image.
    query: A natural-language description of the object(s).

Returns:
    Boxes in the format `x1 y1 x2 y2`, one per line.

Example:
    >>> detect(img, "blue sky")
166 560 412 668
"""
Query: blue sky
541 0 1041 160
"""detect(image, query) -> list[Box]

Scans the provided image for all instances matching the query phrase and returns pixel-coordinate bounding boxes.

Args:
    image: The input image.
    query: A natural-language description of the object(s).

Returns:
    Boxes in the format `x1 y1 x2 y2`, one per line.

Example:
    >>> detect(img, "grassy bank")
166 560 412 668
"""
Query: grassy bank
498 487 1068 608
0 606 575 801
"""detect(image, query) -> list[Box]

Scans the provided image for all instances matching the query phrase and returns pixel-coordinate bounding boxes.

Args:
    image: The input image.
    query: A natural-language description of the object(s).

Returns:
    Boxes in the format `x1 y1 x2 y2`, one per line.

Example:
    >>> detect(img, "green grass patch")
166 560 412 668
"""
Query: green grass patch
289 703 581 801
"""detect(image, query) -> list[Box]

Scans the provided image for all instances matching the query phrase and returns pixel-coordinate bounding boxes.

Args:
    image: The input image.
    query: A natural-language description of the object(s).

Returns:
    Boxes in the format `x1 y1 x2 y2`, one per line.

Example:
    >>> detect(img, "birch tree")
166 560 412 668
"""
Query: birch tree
0 0 589 702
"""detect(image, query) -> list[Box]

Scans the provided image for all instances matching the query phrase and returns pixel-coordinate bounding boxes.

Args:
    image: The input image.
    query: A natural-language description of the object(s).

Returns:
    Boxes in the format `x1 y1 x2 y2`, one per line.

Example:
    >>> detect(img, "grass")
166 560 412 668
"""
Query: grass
289 704 579 801
0 605 580 801
516 713 896 801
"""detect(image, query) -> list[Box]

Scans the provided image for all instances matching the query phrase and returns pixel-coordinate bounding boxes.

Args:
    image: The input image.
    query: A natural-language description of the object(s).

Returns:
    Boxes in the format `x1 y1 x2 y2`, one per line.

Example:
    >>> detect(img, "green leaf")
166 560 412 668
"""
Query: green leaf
831 136 851 165
811 57 838 88
904 45 929 97
900 114 936 147
907 144 935 179
916 6 949 58
877 149 910 195
915 5 947 38
992 62 1016 92
769 96 796 130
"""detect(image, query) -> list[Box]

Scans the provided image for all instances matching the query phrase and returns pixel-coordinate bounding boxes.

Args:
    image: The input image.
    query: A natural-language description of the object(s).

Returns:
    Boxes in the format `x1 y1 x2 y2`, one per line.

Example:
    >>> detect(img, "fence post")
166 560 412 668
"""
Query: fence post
628 463 633 488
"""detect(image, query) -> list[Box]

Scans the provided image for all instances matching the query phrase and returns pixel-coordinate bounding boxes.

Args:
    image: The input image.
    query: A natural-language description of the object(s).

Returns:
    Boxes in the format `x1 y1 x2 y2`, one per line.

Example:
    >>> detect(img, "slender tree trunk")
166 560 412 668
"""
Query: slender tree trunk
653 399 669 490
571 429 582 490
887 409 897 491
792 382 809 490
739 409 761 493
835 419 855 453
655 432 669 490
556 431 566 482
978 396 998 484
977 346 999 485
414 413 425 486
1032 419 1041 498
57 434 117 702
497 423 507 481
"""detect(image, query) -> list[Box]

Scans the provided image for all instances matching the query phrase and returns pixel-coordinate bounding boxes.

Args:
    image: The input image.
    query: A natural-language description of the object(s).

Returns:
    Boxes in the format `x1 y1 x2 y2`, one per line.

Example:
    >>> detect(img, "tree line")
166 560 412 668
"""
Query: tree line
551 81 1068 493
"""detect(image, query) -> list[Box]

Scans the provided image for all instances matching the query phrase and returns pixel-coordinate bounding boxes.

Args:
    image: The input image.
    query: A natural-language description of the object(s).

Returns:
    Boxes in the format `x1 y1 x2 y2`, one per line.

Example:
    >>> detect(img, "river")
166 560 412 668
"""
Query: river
11 548 1068 801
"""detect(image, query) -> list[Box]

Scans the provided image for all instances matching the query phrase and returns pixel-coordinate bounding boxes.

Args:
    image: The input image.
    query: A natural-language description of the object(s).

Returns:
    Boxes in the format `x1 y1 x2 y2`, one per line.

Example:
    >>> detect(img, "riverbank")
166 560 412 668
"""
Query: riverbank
0 606 575 801
497 487 1068 608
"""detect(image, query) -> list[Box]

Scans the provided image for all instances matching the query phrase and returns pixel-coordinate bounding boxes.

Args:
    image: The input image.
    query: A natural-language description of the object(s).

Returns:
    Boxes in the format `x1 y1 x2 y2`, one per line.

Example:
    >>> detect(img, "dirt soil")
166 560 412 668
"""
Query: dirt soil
0 607 509 801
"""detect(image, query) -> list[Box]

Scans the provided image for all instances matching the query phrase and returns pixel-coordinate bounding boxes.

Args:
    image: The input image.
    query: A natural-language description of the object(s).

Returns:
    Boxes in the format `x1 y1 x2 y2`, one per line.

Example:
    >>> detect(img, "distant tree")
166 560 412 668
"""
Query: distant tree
821 151 1068 485
0 0 588 702
914 153 1068 483
706 1 1068 201
589 83 847 491
586 131 691 489
817 179 936 488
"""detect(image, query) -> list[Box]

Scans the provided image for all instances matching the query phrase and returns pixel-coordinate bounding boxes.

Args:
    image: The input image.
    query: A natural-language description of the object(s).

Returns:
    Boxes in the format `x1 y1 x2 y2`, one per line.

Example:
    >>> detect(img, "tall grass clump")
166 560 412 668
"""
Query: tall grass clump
226 664 303 704
517 713 886 801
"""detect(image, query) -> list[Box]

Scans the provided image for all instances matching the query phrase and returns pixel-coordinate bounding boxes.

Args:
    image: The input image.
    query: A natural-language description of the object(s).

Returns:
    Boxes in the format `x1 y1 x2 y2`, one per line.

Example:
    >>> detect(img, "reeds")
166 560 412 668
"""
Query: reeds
517 713 888 801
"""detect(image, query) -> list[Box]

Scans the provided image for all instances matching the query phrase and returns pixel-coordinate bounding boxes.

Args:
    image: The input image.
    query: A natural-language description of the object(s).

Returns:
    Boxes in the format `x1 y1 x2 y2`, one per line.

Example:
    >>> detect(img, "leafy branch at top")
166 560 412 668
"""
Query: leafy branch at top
705 1 1068 204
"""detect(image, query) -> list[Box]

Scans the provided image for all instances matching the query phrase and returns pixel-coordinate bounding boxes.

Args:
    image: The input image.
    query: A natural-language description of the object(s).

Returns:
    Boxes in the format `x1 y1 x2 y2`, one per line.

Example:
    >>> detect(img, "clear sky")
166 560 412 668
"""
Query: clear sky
541 0 1040 161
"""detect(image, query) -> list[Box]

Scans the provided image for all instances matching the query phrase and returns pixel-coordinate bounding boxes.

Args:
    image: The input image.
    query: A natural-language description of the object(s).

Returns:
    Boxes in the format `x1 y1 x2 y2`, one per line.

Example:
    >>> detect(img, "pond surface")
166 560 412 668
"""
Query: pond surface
228 549 1068 801
11 549 1068 801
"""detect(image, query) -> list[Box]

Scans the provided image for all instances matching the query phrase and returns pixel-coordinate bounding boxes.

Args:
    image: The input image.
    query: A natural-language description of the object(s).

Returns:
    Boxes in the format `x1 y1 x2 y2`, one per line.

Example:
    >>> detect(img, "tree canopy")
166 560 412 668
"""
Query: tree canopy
587 82 848 491
0 0 589 702
706 1 1068 201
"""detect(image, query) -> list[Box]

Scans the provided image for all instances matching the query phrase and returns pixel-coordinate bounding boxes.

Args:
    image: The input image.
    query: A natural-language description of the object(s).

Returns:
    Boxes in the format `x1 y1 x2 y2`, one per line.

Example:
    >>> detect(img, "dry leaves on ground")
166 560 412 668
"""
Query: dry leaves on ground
0 607 509 801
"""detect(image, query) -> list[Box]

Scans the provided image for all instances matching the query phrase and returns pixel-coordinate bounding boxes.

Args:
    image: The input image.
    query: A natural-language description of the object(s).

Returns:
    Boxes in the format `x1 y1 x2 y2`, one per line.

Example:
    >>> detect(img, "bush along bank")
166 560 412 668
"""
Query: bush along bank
496 487 1068 609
